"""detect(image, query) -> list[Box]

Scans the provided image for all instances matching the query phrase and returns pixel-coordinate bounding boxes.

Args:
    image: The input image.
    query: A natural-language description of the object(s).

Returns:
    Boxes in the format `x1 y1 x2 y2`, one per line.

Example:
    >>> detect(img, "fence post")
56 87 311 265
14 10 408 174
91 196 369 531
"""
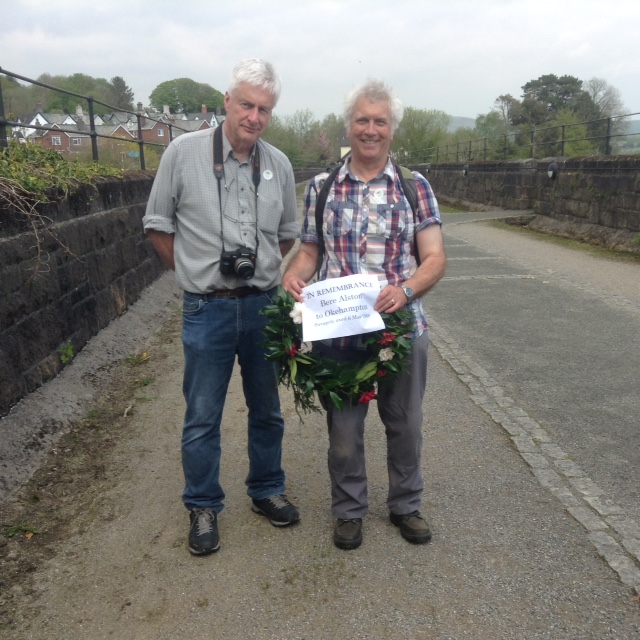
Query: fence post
530 128 535 158
503 134 508 160
561 125 566 157
87 97 99 162
136 113 146 170
483 137 487 161
605 118 612 155
0 79 7 149
468 140 472 161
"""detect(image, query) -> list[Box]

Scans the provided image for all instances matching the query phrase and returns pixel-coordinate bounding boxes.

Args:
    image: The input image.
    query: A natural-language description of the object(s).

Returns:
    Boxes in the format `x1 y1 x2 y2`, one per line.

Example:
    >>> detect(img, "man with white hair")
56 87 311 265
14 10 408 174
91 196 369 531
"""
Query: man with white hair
282 79 445 550
143 59 300 556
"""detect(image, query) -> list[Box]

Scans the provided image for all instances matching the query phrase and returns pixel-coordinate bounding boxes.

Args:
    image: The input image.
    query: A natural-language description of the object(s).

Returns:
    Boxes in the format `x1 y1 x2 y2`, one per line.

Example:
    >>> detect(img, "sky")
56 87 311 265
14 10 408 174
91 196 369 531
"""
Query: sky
2 0 639 121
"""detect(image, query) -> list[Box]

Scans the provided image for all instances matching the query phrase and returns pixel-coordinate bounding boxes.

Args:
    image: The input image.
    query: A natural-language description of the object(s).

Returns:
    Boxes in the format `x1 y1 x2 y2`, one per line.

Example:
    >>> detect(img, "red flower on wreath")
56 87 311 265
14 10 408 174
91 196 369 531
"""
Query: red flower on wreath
377 369 387 377
285 343 298 357
377 332 395 347
359 390 377 404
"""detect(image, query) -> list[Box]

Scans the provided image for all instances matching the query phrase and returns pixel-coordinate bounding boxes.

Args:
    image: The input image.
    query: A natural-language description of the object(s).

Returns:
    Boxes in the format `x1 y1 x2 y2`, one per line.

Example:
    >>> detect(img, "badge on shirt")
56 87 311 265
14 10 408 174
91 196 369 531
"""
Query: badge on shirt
263 169 273 181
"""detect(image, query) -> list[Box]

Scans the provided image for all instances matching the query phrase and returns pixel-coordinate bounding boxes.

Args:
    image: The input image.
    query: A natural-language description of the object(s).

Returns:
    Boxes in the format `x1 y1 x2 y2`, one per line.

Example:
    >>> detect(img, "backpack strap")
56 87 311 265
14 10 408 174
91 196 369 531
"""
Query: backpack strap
394 164 421 266
314 163 342 276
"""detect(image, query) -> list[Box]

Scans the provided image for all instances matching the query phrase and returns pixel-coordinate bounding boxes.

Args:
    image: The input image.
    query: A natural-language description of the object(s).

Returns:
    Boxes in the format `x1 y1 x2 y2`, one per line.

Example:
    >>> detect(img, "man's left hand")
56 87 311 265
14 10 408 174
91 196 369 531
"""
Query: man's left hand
374 285 408 313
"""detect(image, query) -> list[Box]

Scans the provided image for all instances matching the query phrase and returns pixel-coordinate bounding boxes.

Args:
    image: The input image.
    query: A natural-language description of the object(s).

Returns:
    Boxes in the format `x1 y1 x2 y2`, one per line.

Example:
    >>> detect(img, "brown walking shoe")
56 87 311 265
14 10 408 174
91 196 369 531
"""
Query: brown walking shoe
389 510 432 544
333 518 363 550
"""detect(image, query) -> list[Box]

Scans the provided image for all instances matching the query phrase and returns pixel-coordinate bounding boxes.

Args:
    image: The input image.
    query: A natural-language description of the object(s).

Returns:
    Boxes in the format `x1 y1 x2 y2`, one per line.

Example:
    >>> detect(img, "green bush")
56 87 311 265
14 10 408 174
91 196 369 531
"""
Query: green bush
0 140 122 200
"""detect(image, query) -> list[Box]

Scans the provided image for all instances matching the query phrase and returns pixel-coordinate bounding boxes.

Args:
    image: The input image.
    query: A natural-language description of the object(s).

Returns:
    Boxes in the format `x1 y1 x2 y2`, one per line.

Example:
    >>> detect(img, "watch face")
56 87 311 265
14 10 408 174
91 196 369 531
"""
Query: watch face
403 286 414 300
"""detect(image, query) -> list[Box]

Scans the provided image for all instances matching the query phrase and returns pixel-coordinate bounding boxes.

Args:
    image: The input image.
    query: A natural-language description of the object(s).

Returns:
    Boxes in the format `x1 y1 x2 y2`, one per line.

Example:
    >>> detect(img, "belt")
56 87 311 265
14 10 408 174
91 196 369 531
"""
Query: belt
202 287 262 298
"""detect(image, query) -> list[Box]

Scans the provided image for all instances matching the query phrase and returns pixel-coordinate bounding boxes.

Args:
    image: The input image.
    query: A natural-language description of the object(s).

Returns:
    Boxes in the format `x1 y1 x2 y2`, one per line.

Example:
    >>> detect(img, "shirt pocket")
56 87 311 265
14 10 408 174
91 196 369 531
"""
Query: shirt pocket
375 203 407 239
257 198 284 235
324 201 354 236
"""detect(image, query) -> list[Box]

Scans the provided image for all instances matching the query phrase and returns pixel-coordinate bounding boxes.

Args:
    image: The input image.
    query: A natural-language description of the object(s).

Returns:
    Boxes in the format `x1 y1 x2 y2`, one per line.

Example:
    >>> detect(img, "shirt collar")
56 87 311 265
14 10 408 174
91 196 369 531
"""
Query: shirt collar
339 154 395 183
221 126 257 163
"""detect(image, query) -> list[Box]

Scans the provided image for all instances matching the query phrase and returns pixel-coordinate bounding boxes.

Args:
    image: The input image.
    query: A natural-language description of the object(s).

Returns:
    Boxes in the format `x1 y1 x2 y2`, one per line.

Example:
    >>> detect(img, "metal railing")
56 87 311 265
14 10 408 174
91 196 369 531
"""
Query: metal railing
0 67 199 169
416 112 640 164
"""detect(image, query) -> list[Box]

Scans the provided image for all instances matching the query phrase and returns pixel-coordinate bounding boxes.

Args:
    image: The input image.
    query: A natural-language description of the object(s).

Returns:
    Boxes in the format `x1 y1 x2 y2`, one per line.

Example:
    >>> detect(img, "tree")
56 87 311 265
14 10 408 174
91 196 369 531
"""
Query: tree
493 94 520 126
108 76 135 110
543 109 595 157
319 113 346 162
584 77 628 153
149 78 224 113
584 77 626 119
1 76 32 120
262 114 299 164
513 74 598 126
391 107 450 163
473 111 511 160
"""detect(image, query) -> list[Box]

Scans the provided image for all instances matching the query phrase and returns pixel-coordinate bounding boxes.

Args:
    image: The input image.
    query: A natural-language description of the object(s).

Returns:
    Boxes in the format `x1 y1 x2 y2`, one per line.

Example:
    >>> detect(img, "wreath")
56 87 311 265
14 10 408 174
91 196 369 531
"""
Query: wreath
261 287 415 415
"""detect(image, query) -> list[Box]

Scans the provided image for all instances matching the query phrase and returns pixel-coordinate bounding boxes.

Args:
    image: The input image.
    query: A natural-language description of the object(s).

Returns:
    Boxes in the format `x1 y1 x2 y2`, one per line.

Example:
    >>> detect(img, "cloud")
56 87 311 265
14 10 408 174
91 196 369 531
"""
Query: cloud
3 0 640 119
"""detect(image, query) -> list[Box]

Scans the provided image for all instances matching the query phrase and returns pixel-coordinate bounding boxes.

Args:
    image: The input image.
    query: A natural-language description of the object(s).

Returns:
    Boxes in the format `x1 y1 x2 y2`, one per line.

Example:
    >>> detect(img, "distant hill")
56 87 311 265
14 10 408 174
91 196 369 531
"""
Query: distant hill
448 116 475 132
625 119 640 134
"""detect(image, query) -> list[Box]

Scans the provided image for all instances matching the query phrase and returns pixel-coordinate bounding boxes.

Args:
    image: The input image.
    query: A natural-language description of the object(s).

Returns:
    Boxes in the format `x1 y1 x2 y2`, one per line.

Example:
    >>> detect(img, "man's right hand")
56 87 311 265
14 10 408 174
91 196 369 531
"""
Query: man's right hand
281 242 320 302
281 271 307 302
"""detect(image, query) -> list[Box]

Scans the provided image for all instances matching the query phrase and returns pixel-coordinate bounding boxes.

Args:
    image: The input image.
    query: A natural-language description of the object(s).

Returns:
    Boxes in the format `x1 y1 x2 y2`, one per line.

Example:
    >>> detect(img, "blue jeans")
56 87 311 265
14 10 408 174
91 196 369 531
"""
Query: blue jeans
180 288 285 512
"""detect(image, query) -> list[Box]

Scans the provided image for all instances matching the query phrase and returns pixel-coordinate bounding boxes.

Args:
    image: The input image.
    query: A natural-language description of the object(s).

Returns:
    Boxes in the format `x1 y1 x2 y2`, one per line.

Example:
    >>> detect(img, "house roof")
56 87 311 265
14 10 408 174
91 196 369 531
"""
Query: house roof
32 122 134 140
172 120 212 137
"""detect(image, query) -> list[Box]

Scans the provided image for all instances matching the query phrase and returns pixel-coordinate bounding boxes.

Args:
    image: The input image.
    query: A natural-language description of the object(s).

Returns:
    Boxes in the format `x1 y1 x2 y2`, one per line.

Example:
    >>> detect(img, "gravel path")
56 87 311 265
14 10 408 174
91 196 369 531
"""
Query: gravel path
1 215 640 639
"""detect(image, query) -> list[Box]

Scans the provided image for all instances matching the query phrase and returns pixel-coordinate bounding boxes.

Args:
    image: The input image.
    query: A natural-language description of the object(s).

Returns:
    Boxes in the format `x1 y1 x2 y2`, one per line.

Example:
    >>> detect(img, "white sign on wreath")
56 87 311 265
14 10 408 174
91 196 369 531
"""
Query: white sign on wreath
300 274 384 342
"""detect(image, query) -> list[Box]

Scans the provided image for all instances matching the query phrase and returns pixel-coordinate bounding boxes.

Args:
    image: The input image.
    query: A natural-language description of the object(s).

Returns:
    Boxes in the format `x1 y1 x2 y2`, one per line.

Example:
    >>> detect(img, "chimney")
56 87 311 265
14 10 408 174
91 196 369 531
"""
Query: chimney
163 105 170 115
76 104 84 117
137 102 143 112
201 104 207 113
35 102 44 113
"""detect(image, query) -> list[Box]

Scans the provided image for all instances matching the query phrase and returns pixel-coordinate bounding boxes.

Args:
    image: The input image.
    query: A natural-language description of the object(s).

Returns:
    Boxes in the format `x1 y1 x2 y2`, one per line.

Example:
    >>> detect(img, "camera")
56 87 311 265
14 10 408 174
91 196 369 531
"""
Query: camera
220 247 257 280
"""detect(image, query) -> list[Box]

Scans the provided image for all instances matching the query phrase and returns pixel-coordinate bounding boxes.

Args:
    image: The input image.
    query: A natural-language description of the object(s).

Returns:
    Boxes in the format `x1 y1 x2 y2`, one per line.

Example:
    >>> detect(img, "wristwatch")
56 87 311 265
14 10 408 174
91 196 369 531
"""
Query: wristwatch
400 285 414 302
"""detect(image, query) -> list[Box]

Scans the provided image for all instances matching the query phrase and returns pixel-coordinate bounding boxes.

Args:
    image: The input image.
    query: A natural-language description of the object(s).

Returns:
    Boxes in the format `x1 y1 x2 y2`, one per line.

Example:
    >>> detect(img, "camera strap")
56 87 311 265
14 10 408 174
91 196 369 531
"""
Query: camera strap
213 125 261 254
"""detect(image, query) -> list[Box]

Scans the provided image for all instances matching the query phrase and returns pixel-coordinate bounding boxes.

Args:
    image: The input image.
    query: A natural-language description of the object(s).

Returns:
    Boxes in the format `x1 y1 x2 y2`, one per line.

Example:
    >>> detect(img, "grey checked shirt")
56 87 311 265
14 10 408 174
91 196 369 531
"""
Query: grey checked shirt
143 126 299 293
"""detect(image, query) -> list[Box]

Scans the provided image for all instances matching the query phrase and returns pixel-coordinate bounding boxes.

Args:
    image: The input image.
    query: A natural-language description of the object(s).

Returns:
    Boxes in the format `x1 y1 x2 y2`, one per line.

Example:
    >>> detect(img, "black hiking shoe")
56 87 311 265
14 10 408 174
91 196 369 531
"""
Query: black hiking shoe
333 518 363 550
251 494 300 527
389 510 432 544
188 508 220 555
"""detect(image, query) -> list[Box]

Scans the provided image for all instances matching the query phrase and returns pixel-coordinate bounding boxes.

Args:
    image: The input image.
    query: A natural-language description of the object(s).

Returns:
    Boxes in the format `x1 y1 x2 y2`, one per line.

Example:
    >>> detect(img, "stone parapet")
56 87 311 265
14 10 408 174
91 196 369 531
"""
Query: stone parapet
0 172 164 415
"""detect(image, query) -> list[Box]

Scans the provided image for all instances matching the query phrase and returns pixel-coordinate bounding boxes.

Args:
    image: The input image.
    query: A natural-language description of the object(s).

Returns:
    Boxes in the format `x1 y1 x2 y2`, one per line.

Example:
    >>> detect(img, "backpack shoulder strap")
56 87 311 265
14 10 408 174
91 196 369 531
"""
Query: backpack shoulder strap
394 164 421 266
314 164 342 276
395 164 418 215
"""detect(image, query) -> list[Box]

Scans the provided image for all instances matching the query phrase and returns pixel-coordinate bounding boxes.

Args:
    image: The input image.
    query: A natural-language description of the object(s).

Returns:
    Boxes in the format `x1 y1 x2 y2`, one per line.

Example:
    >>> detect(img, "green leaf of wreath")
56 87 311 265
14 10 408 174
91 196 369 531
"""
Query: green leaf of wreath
355 361 378 381
261 287 416 415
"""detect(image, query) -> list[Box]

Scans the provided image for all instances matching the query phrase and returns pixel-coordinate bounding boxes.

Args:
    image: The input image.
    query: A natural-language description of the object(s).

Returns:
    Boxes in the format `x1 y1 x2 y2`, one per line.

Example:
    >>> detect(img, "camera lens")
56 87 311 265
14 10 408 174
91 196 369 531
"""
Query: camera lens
234 257 255 280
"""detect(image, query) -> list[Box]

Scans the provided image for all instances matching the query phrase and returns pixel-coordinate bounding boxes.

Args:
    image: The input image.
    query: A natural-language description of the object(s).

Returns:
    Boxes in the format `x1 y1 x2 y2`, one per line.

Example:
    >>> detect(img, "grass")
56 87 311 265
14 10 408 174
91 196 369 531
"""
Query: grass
57 343 75 365
126 352 150 366
2 522 38 538
489 220 640 264
439 203 467 213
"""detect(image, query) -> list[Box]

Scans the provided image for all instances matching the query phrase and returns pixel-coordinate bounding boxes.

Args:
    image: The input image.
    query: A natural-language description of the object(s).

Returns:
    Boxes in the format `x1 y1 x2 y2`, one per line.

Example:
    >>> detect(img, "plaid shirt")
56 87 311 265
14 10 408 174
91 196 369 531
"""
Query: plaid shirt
301 156 442 349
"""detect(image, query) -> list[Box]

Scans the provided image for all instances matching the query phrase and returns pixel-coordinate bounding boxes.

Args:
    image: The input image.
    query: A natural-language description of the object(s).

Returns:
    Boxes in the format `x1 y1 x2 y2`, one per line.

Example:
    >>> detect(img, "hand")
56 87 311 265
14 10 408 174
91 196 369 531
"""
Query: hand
282 271 307 302
374 285 407 313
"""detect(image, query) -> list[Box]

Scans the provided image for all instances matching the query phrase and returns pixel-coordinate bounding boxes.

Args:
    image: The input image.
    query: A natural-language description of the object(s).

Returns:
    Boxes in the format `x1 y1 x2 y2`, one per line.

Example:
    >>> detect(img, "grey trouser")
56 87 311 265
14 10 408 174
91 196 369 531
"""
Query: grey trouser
316 331 429 520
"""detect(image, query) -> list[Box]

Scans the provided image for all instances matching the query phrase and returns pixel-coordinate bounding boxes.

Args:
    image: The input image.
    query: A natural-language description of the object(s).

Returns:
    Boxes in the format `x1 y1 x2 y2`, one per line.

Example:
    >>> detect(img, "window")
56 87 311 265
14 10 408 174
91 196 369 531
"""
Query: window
157 128 165 137
51 136 61 146
71 138 81 145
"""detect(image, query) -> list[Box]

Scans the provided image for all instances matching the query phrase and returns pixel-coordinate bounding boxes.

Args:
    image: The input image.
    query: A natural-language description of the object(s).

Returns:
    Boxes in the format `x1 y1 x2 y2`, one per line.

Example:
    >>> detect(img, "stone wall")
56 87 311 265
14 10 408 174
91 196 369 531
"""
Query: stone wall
409 157 640 236
0 172 164 416
3 158 638 415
